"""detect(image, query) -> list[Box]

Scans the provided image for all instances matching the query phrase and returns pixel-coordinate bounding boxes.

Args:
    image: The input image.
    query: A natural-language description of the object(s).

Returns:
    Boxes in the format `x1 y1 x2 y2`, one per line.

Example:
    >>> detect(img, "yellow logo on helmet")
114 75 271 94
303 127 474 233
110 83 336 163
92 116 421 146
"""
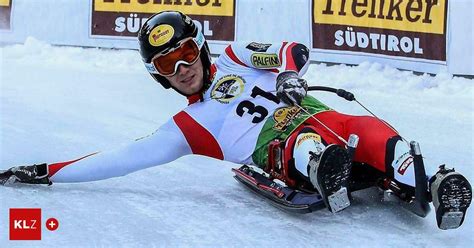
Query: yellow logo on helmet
148 24 175 47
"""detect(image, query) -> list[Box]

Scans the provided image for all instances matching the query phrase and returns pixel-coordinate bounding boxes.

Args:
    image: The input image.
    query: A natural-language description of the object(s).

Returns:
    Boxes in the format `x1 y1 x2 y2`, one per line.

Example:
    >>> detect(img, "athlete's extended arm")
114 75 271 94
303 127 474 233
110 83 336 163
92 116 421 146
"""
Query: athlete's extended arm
0 120 192 185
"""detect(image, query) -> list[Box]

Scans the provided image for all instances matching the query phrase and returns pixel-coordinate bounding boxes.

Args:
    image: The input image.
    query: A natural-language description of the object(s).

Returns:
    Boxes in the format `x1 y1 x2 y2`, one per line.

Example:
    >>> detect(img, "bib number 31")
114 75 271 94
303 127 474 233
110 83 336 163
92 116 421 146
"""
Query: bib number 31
236 86 280 124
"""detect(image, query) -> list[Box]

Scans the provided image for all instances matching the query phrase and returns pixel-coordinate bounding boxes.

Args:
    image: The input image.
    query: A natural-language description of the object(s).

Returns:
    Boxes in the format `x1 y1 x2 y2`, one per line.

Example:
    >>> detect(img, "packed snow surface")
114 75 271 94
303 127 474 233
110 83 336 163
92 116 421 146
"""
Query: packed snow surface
1 38 473 247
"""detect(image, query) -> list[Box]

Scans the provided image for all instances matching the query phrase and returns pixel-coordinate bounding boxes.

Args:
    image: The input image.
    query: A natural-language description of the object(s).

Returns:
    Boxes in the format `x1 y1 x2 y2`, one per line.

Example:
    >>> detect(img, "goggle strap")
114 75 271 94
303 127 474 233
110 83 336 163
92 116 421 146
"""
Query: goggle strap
145 62 159 74
194 30 205 49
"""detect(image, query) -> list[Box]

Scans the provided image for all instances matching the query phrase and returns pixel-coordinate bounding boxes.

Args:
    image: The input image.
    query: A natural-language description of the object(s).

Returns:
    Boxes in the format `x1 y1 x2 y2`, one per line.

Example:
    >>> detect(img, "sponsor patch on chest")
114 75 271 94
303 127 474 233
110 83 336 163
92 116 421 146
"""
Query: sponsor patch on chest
210 74 245 104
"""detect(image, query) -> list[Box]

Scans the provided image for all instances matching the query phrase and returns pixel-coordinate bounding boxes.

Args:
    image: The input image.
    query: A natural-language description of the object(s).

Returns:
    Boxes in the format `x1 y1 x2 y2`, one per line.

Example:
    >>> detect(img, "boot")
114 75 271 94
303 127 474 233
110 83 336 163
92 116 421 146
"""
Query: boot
430 165 472 230
308 145 352 213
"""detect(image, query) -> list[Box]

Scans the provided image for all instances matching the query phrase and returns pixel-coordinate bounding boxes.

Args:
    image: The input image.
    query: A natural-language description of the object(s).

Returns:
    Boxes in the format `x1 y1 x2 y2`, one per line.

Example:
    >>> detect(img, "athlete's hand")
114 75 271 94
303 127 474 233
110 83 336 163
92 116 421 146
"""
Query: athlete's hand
0 163 51 186
276 71 308 106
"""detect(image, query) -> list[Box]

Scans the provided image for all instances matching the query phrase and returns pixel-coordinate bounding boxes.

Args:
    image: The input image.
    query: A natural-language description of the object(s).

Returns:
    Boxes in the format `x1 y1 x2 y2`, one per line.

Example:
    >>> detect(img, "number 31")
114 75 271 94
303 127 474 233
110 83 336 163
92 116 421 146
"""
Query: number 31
236 86 280 123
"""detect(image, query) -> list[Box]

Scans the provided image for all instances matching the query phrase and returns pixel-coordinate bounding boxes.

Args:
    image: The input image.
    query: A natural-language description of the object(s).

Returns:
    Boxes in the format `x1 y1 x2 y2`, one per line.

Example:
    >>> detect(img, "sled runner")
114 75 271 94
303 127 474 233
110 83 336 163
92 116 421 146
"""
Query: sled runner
232 165 326 213
232 141 432 217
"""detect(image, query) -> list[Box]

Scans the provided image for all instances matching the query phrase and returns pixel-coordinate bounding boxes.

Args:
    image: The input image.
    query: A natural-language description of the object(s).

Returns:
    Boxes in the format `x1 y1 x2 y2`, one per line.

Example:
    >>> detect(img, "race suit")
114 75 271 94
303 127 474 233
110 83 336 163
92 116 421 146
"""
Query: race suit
49 41 419 189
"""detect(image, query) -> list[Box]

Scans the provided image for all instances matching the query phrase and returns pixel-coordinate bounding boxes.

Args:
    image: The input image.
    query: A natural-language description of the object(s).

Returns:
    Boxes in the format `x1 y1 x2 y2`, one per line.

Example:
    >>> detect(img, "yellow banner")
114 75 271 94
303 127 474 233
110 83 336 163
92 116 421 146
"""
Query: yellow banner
0 0 10 7
314 0 446 34
94 0 234 16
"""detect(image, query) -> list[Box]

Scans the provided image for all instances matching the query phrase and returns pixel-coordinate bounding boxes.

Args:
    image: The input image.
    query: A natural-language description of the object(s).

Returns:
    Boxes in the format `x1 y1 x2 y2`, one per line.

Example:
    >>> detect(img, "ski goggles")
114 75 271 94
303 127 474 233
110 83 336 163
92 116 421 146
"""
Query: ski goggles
144 31 205 77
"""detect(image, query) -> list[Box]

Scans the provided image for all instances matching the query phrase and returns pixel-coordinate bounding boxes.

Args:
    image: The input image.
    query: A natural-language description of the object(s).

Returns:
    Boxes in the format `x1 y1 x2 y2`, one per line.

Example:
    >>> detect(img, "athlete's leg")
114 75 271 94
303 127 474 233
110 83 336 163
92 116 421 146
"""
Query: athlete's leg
303 111 419 187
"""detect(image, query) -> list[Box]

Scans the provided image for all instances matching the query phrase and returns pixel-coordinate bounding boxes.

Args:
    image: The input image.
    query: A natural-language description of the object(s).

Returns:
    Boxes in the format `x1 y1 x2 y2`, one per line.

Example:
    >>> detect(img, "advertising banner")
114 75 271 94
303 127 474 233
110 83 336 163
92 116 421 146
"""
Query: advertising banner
90 0 236 42
311 0 448 62
0 0 12 30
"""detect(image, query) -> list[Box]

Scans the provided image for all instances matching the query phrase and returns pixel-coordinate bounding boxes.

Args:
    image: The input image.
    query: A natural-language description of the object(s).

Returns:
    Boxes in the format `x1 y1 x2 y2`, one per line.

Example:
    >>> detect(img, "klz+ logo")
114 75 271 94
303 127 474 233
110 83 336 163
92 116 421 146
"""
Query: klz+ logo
9 208 42 240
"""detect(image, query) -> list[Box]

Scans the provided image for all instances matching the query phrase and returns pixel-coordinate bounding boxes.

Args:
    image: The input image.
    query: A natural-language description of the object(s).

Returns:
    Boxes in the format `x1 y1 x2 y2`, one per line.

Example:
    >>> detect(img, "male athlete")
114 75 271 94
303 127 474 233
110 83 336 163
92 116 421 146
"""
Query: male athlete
1 11 471 230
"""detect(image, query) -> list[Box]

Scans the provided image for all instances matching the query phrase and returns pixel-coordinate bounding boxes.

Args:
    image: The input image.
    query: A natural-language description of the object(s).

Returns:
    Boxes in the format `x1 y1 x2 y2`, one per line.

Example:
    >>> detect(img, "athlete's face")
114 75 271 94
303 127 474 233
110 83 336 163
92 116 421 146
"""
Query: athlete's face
165 57 204 95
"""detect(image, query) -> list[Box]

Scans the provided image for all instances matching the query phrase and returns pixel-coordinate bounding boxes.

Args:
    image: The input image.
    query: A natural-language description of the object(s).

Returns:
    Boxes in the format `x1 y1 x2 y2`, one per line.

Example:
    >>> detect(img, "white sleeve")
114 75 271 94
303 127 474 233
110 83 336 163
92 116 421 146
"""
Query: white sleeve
217 41 310 76
50 119 191 183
